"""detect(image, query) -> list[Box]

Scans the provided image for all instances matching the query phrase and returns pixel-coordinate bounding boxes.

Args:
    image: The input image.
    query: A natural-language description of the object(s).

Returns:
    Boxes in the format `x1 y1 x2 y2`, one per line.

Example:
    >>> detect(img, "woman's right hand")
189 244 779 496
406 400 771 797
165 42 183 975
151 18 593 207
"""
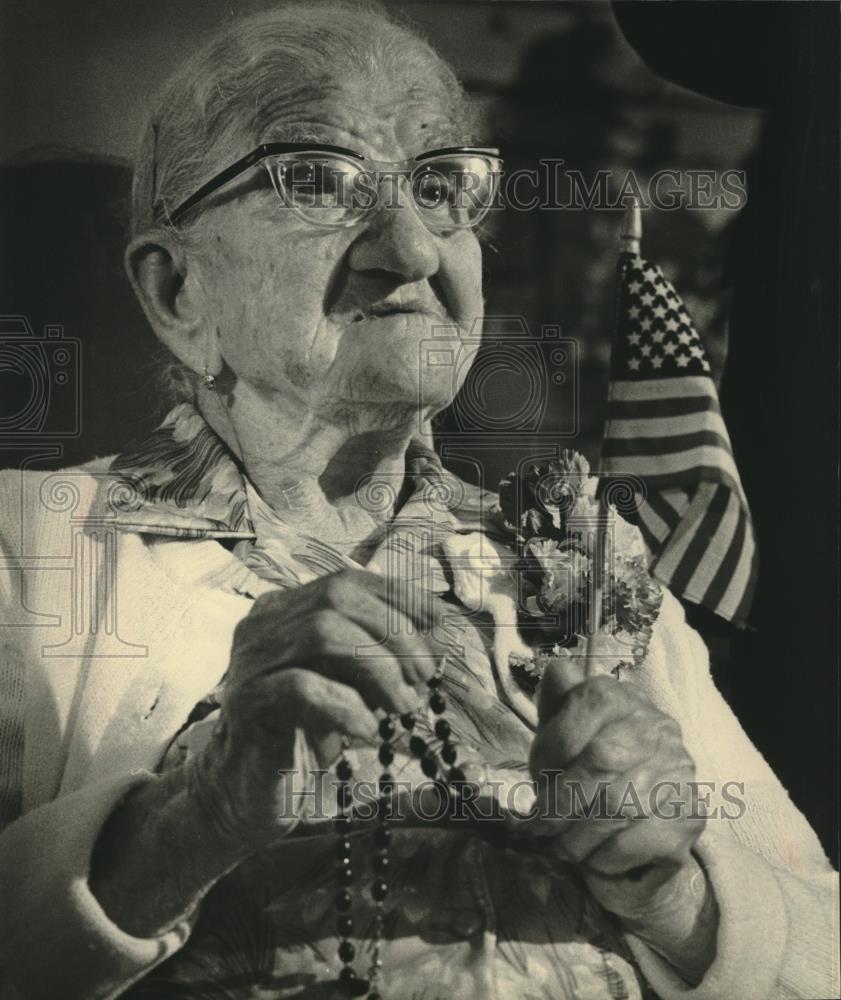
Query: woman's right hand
195 568 448 848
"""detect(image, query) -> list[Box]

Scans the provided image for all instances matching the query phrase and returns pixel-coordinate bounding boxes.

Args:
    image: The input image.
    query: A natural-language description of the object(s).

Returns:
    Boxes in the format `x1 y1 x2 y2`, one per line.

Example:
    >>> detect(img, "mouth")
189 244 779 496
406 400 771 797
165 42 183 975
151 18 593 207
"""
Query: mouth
351 296 442 323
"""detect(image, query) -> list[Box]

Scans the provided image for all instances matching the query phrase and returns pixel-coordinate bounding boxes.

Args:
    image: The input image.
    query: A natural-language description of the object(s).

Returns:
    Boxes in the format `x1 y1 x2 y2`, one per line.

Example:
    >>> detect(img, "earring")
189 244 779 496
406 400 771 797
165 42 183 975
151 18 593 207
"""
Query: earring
202 365 216 391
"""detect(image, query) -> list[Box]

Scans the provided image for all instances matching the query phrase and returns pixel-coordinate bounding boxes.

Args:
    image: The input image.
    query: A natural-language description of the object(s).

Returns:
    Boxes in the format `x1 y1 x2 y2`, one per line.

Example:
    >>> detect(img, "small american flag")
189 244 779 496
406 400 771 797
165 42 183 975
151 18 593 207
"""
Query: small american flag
602 250 757 626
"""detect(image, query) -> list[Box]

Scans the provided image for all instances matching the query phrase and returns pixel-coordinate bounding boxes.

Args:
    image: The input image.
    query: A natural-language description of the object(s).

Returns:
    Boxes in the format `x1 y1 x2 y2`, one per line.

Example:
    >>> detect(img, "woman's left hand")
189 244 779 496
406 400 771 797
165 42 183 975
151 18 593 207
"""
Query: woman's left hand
529 657 706 920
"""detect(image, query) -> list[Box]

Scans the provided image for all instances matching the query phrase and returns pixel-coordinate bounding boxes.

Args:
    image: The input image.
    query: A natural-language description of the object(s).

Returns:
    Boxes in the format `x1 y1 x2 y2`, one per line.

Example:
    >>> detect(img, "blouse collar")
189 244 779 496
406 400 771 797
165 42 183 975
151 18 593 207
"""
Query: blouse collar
103 402 488 543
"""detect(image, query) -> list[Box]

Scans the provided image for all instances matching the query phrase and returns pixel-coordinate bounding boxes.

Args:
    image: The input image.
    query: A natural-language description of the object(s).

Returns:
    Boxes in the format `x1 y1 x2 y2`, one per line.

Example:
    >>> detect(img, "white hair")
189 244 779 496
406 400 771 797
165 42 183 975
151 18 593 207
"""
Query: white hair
131 0 477 238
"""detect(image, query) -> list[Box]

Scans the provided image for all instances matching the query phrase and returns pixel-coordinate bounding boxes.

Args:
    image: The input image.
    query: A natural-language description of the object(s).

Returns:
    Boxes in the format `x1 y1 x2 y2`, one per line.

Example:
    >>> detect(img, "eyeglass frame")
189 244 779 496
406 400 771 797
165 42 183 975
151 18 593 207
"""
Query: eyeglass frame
164 142 503 227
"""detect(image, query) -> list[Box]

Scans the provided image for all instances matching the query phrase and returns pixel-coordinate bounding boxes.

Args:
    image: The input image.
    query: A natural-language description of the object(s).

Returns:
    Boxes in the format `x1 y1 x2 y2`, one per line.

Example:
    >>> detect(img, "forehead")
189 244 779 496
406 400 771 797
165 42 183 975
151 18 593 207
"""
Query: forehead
257 74 467 161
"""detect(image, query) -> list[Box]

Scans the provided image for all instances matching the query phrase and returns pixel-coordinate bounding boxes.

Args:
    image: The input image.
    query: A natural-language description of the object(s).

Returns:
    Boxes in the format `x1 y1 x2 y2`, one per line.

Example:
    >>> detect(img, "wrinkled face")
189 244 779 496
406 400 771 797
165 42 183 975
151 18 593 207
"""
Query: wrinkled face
187 71 484 430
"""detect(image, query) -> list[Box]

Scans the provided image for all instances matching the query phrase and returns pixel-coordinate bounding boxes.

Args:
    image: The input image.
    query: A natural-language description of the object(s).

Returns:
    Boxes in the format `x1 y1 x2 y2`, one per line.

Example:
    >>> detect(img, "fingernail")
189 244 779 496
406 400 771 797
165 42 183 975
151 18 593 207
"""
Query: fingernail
397 686 421 714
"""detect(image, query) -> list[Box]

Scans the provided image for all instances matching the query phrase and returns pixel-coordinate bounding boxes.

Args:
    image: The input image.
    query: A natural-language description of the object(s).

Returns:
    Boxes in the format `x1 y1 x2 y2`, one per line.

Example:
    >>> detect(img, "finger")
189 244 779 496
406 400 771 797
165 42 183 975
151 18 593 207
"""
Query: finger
546 758 687 864
584 812 704 877
530 677 641 774
537 655 589 724
583 858 684 908
313 611 423 714
534 765 643 865
533 721 693 857
575 711 678 776
570 750 700 875
328 584 445 687
232 596 425 713
327 569 449 635
248 668 380 741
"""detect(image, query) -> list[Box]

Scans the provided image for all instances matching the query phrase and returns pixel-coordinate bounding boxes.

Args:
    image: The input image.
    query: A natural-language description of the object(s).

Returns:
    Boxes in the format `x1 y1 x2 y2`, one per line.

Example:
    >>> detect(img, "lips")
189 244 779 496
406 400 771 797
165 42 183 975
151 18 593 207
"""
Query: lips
368 303 417 317
352 298 443 322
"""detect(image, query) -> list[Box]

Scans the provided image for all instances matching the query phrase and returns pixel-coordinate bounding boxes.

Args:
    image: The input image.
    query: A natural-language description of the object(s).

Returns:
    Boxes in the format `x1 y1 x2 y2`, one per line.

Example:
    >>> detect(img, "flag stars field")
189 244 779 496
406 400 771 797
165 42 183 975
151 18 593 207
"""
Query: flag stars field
603 251 756 625
614 258 709 376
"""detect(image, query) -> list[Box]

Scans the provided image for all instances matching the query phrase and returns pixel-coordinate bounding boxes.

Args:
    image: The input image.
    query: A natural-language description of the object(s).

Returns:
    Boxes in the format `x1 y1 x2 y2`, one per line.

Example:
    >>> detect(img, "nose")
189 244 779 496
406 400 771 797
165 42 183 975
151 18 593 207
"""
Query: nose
346 175 441 283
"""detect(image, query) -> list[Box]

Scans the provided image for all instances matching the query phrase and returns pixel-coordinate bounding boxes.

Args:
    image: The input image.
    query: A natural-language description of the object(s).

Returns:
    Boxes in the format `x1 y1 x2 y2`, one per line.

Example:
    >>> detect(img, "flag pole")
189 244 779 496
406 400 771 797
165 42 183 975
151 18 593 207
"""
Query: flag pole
620 198 642 257
586 198 643 674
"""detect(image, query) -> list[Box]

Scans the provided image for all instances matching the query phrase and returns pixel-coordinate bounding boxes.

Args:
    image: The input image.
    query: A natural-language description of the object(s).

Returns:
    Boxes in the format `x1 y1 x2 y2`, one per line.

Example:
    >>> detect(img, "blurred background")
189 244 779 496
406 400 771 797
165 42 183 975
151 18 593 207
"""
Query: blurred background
1 1 837 860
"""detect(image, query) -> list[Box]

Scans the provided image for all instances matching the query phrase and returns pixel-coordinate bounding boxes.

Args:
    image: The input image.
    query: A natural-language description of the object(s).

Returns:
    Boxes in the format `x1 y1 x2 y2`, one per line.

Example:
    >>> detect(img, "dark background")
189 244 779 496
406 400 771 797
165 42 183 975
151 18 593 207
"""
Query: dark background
1 1 838 862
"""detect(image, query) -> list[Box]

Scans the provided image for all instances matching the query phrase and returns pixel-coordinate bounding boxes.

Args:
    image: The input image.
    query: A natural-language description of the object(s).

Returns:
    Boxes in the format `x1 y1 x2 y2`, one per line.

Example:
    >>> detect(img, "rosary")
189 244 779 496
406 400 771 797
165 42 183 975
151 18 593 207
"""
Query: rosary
333 660 466 998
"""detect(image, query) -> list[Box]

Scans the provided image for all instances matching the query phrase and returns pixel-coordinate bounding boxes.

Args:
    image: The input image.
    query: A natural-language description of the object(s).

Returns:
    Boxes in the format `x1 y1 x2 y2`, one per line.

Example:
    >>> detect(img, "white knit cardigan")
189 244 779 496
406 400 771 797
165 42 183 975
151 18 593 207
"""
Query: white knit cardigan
0 465 837 1000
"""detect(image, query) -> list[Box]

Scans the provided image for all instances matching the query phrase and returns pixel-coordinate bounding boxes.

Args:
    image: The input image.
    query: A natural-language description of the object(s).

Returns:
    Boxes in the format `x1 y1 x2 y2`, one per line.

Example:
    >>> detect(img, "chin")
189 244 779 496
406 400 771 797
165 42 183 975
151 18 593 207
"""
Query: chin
328 364 451 434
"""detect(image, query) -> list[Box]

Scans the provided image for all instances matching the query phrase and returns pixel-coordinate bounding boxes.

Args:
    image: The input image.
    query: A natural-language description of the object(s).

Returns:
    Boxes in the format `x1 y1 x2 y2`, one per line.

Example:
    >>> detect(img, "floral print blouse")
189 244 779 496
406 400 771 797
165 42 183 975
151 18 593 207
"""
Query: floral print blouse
108 403 658 1000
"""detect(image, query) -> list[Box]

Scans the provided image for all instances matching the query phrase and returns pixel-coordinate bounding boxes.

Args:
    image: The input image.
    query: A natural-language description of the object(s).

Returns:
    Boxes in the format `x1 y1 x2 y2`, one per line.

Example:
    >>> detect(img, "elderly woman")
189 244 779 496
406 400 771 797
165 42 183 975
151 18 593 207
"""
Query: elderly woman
0 4 837 999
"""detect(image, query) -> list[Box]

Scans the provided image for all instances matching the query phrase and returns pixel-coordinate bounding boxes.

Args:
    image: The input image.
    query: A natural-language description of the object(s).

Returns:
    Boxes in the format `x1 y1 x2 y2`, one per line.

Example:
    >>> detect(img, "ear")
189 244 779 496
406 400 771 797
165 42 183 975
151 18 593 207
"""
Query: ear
124 232 221 376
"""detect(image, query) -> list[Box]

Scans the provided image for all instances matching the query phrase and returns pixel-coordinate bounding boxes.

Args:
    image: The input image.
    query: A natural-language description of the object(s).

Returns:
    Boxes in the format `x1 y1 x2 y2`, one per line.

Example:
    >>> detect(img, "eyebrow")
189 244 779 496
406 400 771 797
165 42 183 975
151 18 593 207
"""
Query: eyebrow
261 117 469 161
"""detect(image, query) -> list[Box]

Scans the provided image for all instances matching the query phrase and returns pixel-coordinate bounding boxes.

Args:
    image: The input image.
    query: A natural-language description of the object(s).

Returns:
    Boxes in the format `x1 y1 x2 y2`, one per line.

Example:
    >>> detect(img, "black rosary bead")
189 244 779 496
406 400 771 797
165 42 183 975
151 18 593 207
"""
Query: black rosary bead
420 755 438 778
378 717 396 741
447 766 466 785
338 966 369 996
429 692 446 714
378 772 394 795
434 719 451 741
331 663 451 998
335 889 353 912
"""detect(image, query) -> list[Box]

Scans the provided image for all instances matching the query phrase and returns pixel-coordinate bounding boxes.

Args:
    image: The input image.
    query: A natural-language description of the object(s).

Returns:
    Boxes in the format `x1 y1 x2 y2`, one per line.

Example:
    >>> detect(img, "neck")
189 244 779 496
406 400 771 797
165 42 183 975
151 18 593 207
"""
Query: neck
197 385 425 553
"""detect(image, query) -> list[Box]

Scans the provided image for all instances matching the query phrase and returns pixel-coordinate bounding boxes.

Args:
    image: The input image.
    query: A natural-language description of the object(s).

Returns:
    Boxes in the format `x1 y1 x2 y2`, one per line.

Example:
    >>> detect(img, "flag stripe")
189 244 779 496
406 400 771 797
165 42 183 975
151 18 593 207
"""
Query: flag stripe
730 541 759 624
603 447 744 496
637 503 671 546
604 410 731 442
603 430 730 458
659 488 691 518
650 483 720 581
635 507 665 552
644 489 684 533
701 500 749 611
606 395 720 420
669 483 732 595
608 376 713 401
714 511 758 622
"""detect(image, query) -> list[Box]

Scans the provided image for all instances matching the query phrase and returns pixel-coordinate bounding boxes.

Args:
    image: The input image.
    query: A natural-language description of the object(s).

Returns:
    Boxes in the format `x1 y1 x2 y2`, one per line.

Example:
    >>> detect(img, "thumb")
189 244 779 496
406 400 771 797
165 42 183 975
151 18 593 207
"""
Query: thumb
537 654 588 724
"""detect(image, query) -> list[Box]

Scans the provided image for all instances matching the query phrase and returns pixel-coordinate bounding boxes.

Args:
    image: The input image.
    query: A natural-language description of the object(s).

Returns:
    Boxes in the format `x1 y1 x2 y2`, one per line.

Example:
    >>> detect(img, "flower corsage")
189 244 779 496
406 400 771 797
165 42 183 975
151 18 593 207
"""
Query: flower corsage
493 451 663 693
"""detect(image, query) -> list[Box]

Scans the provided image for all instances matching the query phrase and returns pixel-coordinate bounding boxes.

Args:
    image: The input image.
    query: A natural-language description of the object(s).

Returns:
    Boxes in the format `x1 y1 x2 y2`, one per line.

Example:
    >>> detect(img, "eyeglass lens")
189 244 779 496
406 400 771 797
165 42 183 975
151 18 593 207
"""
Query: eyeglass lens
269 153 500 229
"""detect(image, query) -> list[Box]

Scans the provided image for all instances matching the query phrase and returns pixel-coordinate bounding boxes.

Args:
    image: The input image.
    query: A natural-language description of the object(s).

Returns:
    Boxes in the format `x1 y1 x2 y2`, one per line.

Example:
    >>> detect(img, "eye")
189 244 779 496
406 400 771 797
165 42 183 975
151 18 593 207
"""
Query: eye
270 155 372 226
283 158 347 206
414 170 452 209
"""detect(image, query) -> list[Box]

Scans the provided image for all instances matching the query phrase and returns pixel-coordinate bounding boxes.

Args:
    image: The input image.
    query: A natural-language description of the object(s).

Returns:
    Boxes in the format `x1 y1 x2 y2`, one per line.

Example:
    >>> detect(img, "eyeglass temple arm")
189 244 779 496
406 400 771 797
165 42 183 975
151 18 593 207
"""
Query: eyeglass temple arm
165 141 365 223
